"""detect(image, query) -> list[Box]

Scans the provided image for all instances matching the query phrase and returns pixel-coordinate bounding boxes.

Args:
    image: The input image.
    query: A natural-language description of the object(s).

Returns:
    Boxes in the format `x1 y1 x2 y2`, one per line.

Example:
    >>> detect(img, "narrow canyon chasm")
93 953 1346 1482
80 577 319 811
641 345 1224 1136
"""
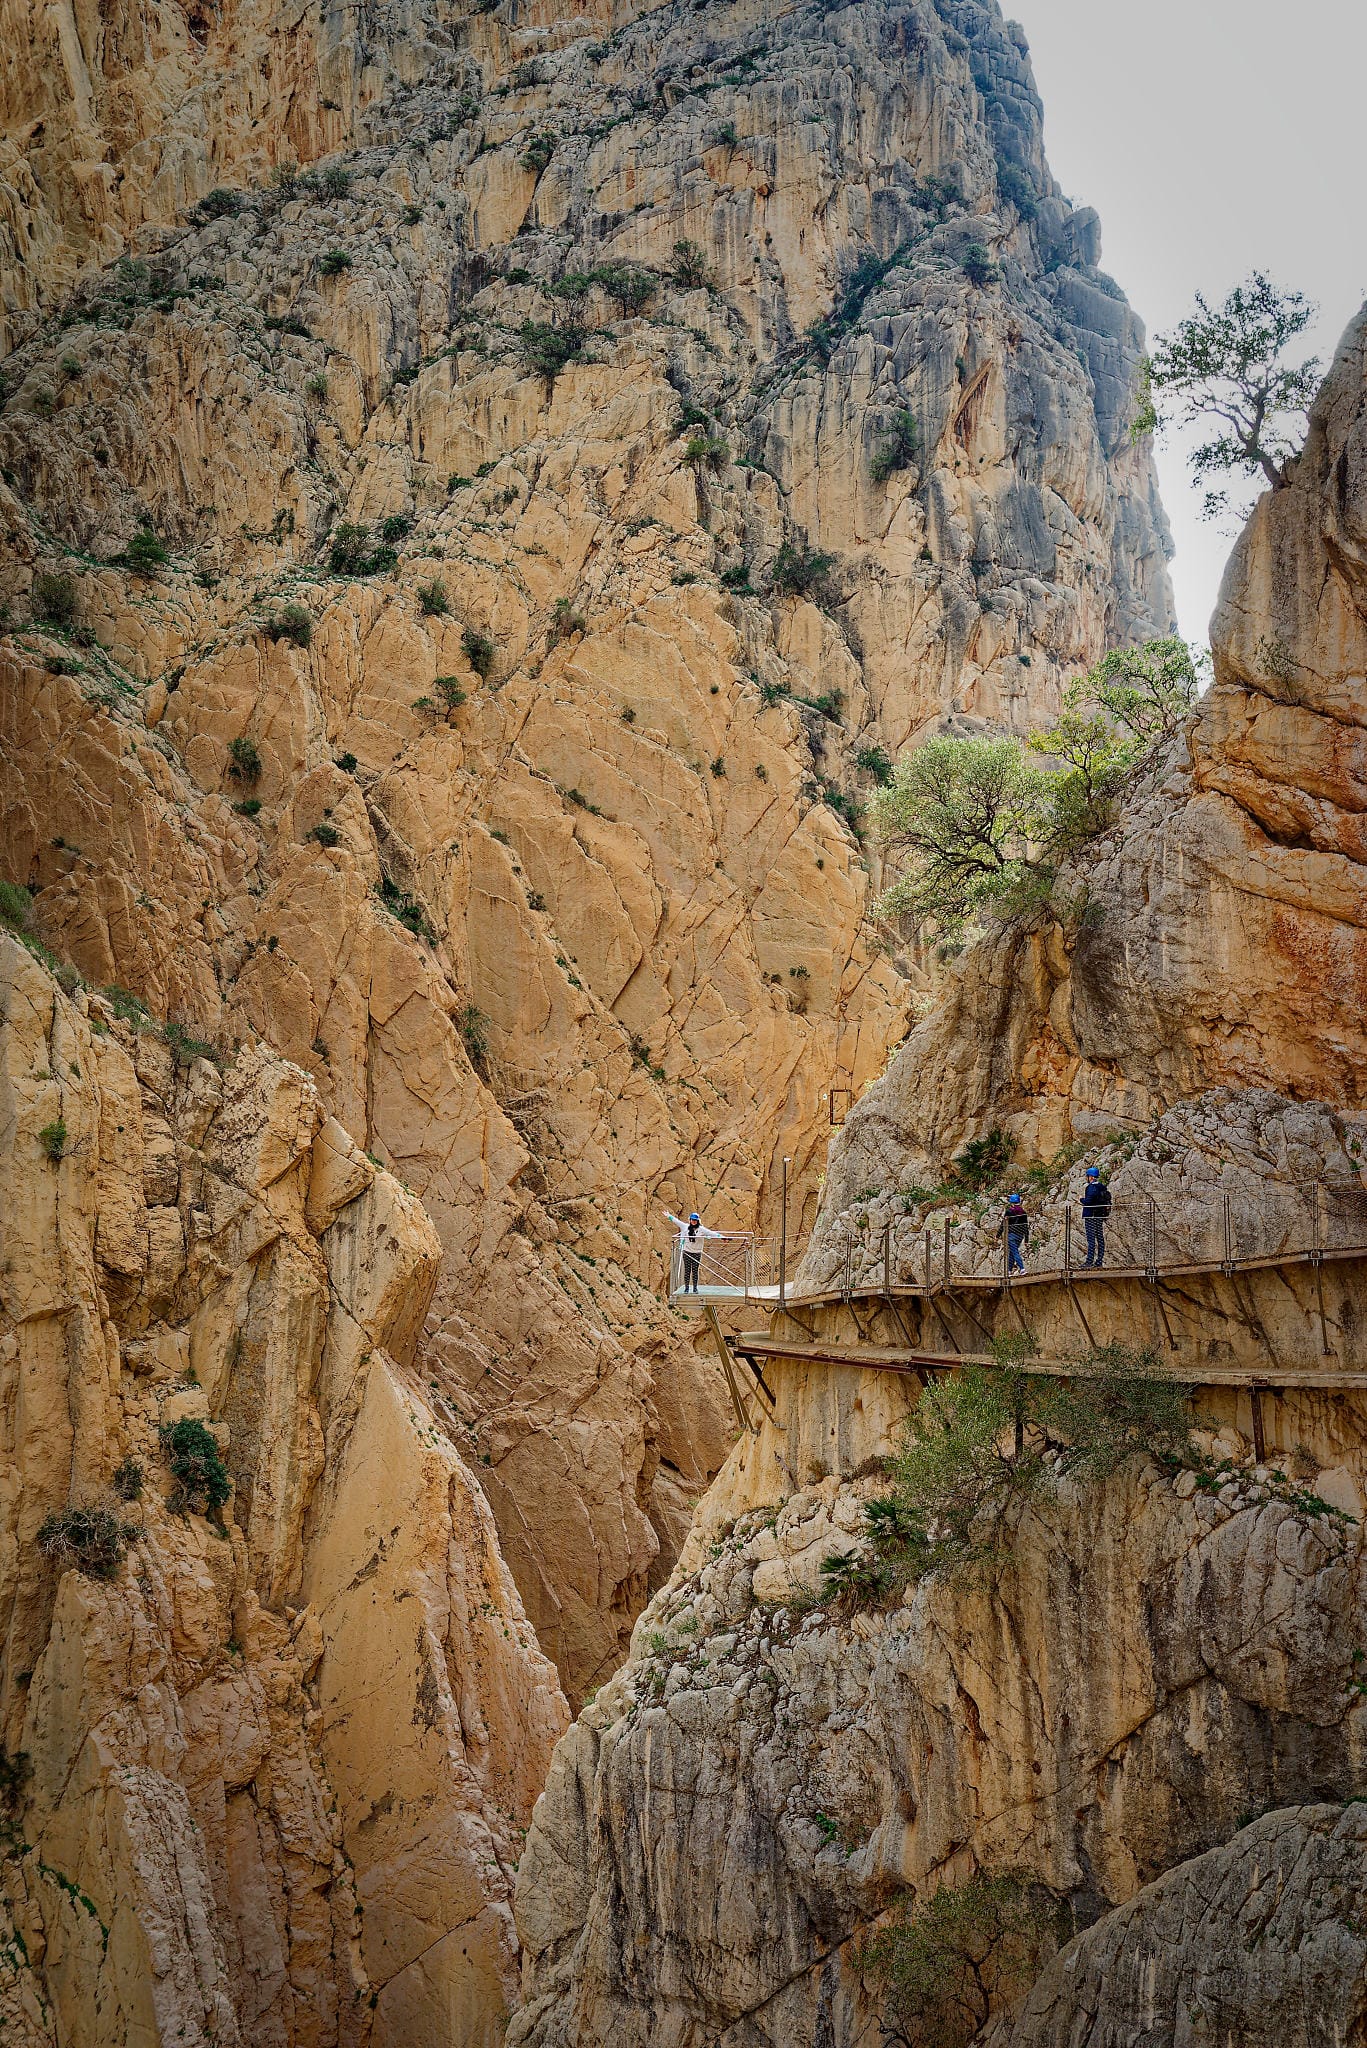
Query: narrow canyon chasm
0 0 1363 2042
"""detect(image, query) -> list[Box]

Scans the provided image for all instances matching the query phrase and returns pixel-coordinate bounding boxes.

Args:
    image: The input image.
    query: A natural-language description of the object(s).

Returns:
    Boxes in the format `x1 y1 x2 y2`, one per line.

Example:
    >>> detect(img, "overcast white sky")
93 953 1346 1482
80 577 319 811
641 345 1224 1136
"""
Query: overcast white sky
1014 0 1367 649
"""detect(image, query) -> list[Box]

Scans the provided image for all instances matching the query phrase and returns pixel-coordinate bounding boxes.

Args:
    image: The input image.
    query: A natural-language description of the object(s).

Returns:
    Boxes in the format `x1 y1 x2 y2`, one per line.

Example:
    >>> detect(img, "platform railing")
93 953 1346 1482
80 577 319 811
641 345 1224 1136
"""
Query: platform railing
668 1234 780 1302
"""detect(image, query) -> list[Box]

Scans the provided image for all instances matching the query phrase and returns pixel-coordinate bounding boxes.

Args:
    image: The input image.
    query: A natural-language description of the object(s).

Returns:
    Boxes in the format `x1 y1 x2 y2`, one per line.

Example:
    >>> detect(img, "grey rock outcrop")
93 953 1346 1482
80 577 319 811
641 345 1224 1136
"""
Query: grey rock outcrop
1006 1803 1367 2048
815 303 1367 1234
510 1465 1367 2046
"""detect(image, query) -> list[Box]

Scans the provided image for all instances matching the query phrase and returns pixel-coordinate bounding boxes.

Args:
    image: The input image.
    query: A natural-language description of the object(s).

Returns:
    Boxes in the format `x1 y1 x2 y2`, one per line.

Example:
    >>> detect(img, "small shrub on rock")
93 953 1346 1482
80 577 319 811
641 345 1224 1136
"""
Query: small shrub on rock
38 1503 131 1580
517 320 587 383
863 1873 1058 2048
418 578 450 617
461 626 495 678
550 596 585 641
672 238 711 289
38 1119 67 1162
194 188 242 222
112 1457 144 1502
519 131 555 174
117 523 170 574
264 603 312 647
160 1418 232 1516
435 674 467 707
33 571 80 628
329 523 397 577
772 538 835 597
308 821 342 847
962 242 999 287
227 736 262 783
318 247 352 276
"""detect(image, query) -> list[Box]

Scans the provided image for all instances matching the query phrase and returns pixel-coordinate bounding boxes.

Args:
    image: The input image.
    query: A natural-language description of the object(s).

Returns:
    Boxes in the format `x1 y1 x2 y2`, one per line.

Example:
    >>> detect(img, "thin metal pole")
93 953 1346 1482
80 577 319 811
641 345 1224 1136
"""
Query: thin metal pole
1064 1204 1071 1278
943 1215 951 1286
1148 1194 1158 1280
1002 1215 1010 1288
1313 1179 1331 1356
883 1219 892 1295
779 1155 790 1312
924 1228 932 1290
1222 1192 1233 1270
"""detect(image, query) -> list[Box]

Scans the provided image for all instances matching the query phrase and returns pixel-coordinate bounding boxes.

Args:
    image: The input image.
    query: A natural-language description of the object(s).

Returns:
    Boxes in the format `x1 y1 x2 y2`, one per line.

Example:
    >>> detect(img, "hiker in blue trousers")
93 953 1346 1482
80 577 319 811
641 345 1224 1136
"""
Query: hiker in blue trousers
1004 1192 1030 1274
1082 1164 1112 1267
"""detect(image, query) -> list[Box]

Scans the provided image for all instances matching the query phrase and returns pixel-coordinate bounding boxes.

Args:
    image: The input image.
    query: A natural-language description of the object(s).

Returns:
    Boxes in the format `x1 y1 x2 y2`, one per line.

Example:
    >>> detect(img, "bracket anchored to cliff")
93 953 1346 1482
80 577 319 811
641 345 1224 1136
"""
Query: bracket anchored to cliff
704 1304 784 1434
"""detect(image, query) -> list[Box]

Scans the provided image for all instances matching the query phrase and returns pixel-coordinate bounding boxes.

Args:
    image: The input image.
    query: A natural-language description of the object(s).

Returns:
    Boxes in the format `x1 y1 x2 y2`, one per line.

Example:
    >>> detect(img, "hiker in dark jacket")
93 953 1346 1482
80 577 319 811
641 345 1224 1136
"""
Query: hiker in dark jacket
1004 1193 1029 1274
1081 1165 1112 1268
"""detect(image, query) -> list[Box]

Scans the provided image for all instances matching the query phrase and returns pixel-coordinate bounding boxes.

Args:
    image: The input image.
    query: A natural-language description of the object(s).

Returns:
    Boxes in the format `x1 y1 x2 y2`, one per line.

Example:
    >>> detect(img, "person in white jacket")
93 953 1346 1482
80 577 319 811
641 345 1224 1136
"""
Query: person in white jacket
665 1210 723 1294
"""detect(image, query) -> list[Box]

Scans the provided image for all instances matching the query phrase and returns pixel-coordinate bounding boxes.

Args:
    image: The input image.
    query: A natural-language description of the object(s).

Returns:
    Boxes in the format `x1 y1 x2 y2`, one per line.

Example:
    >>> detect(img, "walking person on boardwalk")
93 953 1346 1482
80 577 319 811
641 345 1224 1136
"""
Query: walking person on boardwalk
1004 1192 1030 1275
665 1209 722 1294
1081 1164 1112 1268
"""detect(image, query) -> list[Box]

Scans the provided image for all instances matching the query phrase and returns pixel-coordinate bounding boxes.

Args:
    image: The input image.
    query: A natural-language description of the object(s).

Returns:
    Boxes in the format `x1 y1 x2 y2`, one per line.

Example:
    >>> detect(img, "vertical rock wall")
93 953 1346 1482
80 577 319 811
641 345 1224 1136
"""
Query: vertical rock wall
0 0 1176 2036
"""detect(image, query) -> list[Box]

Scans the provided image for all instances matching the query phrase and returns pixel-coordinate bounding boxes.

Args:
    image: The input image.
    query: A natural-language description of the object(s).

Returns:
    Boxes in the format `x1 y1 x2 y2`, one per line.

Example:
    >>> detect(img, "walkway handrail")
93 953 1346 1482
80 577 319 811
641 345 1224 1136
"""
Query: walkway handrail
796 1176 1367 1303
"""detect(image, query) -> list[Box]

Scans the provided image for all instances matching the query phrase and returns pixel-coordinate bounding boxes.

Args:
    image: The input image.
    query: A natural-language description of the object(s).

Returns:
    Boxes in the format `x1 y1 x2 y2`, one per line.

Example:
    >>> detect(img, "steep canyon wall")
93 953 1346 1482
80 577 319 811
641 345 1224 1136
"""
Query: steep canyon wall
509 320 1367 2043
0 0 1174 2038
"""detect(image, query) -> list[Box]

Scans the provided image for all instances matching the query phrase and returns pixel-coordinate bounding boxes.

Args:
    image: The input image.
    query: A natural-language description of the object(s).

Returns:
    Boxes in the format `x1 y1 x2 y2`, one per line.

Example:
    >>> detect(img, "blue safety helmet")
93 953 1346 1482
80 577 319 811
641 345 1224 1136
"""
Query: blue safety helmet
689 1212 700 1223
1006 1192 1021 1203
1086 1166 1100 1179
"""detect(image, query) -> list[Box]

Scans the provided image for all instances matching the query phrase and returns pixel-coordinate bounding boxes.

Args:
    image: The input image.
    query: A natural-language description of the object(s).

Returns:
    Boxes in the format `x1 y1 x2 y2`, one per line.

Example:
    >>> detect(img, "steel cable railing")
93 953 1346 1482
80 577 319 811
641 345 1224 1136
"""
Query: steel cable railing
812 1178 1367 1300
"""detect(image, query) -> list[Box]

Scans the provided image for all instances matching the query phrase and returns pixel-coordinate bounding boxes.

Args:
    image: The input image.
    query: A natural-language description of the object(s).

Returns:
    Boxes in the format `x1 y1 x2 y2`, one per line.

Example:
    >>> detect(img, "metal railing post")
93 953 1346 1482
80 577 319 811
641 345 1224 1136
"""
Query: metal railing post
843 1234 853 1302
924 1228 932 1290
779 1155 790 1312
1222 1192 1233 1270
883 1219 892 1295
1147 1194 1158 1282
1002 1215 1010 1287
1064 1204 1071 1278
943 1215 951 1286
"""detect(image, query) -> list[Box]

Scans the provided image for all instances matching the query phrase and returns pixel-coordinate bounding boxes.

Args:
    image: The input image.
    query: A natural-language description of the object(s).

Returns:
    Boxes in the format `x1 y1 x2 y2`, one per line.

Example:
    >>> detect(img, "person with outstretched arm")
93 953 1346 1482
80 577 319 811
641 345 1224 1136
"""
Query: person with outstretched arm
1081 1164 1112 1268
664 1210 723 1294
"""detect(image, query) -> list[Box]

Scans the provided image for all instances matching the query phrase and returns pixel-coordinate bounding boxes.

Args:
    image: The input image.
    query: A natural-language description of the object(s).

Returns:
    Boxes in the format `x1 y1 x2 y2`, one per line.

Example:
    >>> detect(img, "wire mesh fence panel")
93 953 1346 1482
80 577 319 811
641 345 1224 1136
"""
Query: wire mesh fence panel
669 1235 763 1296
1322 1180 1367 1254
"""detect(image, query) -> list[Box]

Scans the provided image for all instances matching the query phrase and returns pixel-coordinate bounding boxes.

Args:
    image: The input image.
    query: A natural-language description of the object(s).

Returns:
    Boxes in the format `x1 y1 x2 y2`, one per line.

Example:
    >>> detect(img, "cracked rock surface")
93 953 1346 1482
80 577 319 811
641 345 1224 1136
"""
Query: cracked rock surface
510 1462 1367 2046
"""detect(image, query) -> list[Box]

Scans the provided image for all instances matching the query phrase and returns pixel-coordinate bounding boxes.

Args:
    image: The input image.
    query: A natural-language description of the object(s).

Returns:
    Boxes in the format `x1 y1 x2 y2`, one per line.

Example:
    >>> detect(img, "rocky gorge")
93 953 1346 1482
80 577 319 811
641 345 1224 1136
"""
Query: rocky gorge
507 300 1367 2043
6 0 1358 2042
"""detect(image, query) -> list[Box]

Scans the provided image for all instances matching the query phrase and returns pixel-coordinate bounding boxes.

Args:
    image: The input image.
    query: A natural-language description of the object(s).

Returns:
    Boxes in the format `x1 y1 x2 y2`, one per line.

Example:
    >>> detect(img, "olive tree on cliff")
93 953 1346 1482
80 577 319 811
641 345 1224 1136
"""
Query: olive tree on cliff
1134 273 1321 518
873 638 1200 939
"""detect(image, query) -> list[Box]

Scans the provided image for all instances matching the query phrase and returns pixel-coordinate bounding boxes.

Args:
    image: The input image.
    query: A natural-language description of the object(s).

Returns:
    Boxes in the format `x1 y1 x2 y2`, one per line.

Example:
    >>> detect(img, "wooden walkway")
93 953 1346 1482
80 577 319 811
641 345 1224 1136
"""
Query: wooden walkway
730 1334 1367 1394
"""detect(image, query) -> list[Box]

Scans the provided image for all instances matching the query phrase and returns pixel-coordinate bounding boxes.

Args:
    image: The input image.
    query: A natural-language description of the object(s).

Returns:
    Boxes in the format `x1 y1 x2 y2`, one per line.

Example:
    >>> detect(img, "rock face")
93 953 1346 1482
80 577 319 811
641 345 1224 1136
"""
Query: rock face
818 304 1367 1217
510 1455 1367 2046
508 325 1367 2043
0 0 1177 2036
1006 1803 1367 2048
0 934 567 2045
0 0 1171 1710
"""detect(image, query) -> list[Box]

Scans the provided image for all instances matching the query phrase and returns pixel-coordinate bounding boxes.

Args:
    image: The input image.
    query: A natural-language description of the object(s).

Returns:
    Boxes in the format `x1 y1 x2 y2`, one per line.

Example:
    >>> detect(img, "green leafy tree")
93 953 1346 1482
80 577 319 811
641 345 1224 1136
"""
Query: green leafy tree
1134 273 1321 517
863 1873 1057 2048
1071 635 1203 745
872 736 1052 938
875 639 1202 937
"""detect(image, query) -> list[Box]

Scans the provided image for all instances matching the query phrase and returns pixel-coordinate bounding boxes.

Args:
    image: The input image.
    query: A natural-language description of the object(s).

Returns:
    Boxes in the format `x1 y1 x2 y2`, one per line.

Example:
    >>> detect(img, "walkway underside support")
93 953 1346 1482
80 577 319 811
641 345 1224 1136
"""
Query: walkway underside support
705 1304 754 1435
705 1305 783 1432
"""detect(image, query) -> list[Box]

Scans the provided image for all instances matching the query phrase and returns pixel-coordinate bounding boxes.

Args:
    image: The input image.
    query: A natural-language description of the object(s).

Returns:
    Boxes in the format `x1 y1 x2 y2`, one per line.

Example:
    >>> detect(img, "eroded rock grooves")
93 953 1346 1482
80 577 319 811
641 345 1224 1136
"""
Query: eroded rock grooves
508 327 1367 2042
0 0 1182 2038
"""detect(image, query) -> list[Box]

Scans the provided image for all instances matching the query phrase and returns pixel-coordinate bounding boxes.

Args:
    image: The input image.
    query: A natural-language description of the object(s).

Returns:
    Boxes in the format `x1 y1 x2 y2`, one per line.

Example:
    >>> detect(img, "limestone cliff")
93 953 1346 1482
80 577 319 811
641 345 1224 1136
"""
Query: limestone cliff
815 303 1367 1223
1 0 1178 2037
1 0 1171 1707
508 322 1367 2043
0 933 567 2043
